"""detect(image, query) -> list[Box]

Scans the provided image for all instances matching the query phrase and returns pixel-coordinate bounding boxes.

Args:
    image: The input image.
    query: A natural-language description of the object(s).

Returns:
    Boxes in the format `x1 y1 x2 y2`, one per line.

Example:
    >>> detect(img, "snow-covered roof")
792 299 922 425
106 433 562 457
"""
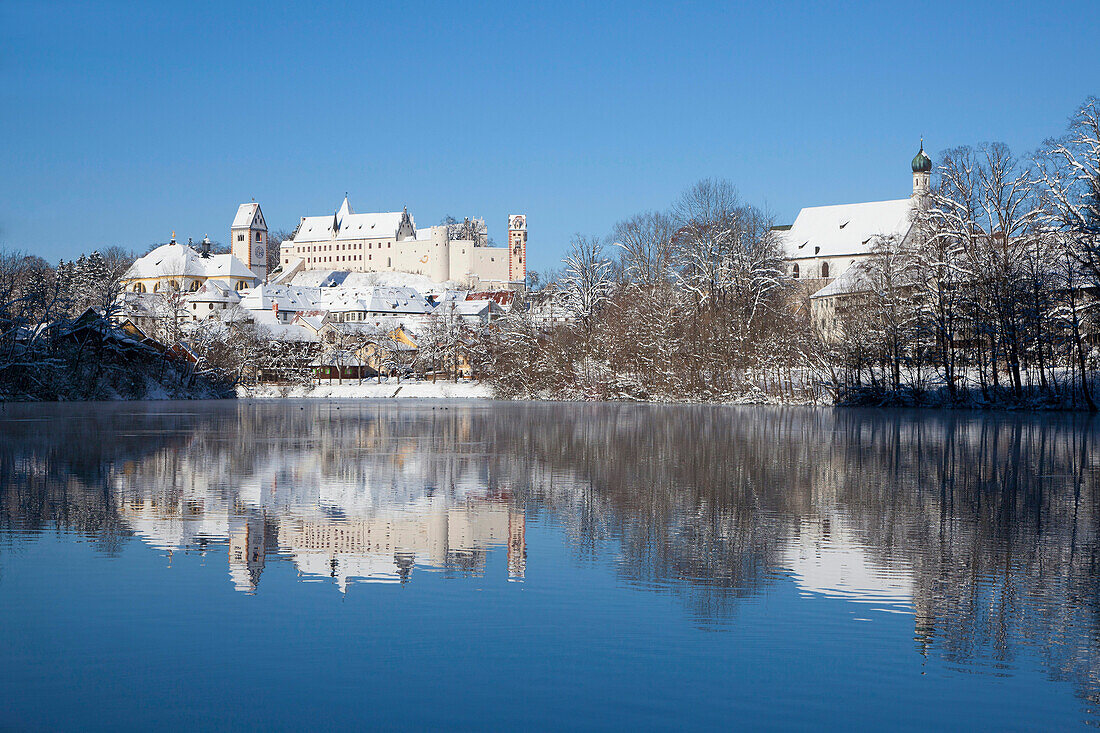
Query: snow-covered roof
232 202 266 230
294 212 407 242
810 262 873 299
777 198 915 260
186 279 242 303
293 313 327 332
123 243 258 281
251 310 317 342
325 286 430 315
239 283 322 313
453 299 500 317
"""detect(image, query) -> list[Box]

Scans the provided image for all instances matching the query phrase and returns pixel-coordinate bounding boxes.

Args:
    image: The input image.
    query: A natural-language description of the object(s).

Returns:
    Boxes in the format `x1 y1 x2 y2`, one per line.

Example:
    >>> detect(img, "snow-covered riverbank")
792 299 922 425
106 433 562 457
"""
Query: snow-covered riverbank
239 380 493 400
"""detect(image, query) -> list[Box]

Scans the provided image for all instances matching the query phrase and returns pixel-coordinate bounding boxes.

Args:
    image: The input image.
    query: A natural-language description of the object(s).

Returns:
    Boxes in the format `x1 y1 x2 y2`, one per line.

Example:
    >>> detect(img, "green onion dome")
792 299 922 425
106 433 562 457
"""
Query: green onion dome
912 141 932 173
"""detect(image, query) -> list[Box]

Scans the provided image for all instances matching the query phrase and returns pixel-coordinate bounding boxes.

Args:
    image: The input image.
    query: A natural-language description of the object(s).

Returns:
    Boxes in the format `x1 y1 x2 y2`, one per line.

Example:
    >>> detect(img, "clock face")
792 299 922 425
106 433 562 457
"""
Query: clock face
255 245 265 260
512 216 525 230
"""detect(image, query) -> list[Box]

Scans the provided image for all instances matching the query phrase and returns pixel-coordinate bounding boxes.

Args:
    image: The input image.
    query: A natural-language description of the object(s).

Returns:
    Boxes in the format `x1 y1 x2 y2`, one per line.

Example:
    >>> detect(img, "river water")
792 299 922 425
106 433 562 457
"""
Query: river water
0 400 1097 730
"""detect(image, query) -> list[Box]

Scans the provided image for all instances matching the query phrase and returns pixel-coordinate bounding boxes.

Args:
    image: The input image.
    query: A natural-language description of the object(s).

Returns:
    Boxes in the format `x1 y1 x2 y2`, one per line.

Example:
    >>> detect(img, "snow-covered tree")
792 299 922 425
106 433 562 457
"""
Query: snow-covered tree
562 234 612 332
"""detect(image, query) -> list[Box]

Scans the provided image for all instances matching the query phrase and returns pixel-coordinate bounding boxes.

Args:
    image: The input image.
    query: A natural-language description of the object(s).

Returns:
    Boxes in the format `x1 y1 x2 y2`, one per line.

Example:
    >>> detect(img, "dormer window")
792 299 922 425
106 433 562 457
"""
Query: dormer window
839 219 849 229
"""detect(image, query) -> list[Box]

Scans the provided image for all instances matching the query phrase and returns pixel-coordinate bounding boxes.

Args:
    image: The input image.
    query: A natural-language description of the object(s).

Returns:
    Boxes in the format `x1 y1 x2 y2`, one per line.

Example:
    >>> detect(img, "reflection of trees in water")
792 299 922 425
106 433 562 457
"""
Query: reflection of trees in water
823 412 1100 711
497 404 1100 713
3 402 1100 710
0 404 208 554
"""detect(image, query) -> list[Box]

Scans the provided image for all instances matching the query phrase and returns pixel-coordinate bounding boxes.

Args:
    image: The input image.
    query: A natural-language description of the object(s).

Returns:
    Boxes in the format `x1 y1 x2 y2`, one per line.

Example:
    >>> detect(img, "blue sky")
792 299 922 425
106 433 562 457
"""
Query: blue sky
2 0 1098 274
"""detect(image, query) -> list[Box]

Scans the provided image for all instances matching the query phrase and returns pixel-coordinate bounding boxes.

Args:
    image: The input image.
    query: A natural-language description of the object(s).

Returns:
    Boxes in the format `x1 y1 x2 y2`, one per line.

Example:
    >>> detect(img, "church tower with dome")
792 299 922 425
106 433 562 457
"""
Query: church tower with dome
911 140 932 201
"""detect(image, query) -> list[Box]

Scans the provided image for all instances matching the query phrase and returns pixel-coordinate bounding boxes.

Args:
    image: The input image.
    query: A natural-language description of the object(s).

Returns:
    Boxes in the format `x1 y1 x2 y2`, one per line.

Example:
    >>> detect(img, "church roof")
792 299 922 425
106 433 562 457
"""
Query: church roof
123 242 259 281
777 198 915 260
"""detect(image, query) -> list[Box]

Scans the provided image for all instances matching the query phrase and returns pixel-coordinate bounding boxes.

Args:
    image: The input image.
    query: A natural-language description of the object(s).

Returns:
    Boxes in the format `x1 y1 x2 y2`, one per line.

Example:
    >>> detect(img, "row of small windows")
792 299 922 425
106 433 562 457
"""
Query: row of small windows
130 279 250 293
298 242 394 253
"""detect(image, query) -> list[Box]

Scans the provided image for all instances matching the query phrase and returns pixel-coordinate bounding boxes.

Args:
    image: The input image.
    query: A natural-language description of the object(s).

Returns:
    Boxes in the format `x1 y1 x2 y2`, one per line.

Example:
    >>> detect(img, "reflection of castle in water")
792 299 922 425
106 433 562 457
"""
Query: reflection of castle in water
117 495 526 593
109 408 528 592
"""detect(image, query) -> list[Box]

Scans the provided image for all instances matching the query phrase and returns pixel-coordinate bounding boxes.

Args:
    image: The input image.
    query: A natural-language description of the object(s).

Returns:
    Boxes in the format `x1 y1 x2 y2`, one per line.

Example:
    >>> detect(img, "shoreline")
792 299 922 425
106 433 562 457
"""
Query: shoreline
238 380 493 400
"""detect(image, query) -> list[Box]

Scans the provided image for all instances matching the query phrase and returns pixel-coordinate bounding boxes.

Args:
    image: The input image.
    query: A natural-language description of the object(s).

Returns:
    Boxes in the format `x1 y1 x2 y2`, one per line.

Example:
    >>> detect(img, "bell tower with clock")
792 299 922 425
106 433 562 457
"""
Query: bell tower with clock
508 214 527 287
231 202 269 282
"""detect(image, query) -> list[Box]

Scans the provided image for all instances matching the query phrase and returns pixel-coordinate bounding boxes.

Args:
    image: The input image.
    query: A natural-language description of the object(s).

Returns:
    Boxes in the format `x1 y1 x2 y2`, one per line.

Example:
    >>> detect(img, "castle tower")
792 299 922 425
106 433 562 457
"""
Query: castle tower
912 140 932 201
508 214 527 287
231 202 269 282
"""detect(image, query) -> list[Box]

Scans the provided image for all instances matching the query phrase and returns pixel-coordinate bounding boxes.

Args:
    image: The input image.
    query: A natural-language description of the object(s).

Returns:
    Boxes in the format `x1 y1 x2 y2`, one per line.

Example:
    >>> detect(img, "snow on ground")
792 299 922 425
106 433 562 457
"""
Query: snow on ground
240 379 492 400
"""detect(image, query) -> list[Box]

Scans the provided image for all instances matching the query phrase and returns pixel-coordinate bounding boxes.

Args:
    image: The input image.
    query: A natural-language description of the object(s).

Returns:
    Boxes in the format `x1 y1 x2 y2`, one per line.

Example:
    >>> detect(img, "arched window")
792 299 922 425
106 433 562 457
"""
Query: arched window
235 280 248 291
189 281 200 292
820 262 830 278
792 263 799 279
133 282 146 293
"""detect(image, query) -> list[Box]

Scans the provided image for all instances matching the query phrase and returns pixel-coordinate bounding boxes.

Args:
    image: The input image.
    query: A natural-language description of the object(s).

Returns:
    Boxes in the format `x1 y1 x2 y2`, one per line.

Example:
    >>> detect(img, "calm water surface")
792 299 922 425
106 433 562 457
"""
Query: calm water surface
1 400 1098 730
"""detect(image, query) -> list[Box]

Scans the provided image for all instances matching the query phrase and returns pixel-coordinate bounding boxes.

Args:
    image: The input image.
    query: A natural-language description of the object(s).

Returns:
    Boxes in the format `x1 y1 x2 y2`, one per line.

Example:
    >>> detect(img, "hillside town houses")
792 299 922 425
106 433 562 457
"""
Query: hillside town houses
114 197 531 380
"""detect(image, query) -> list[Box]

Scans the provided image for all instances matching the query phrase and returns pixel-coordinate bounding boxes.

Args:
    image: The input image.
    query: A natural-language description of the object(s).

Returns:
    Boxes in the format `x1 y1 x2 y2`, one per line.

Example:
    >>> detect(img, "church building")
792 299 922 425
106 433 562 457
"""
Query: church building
120 232 260 295
776 143 933 290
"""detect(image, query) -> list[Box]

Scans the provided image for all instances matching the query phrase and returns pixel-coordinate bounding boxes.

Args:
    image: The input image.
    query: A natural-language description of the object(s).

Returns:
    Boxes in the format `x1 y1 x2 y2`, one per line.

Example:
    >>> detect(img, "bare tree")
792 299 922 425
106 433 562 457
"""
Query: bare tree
562 234 612 332
611 211 677 287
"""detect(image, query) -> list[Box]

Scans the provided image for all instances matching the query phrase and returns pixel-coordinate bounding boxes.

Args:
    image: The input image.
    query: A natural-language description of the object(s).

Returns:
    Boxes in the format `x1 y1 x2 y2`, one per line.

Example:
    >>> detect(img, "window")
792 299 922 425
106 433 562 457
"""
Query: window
255 231 262 241
821 262 830 278
237 234 245 242
792 263 799 279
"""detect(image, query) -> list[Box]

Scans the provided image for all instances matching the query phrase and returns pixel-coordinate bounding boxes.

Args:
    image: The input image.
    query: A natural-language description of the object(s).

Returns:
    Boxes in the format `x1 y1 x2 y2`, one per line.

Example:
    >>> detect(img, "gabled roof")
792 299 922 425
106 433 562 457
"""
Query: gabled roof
810 262 873 299
466 290 516 307
293 212 411 242
232 202 267 230
186 279 242 303
777 198 915 260
324 286 430 315
290 196 416 243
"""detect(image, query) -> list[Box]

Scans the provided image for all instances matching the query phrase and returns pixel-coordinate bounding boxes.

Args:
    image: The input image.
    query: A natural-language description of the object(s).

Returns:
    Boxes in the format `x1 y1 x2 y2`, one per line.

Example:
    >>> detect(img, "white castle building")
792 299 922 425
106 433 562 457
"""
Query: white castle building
279 196 527 290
